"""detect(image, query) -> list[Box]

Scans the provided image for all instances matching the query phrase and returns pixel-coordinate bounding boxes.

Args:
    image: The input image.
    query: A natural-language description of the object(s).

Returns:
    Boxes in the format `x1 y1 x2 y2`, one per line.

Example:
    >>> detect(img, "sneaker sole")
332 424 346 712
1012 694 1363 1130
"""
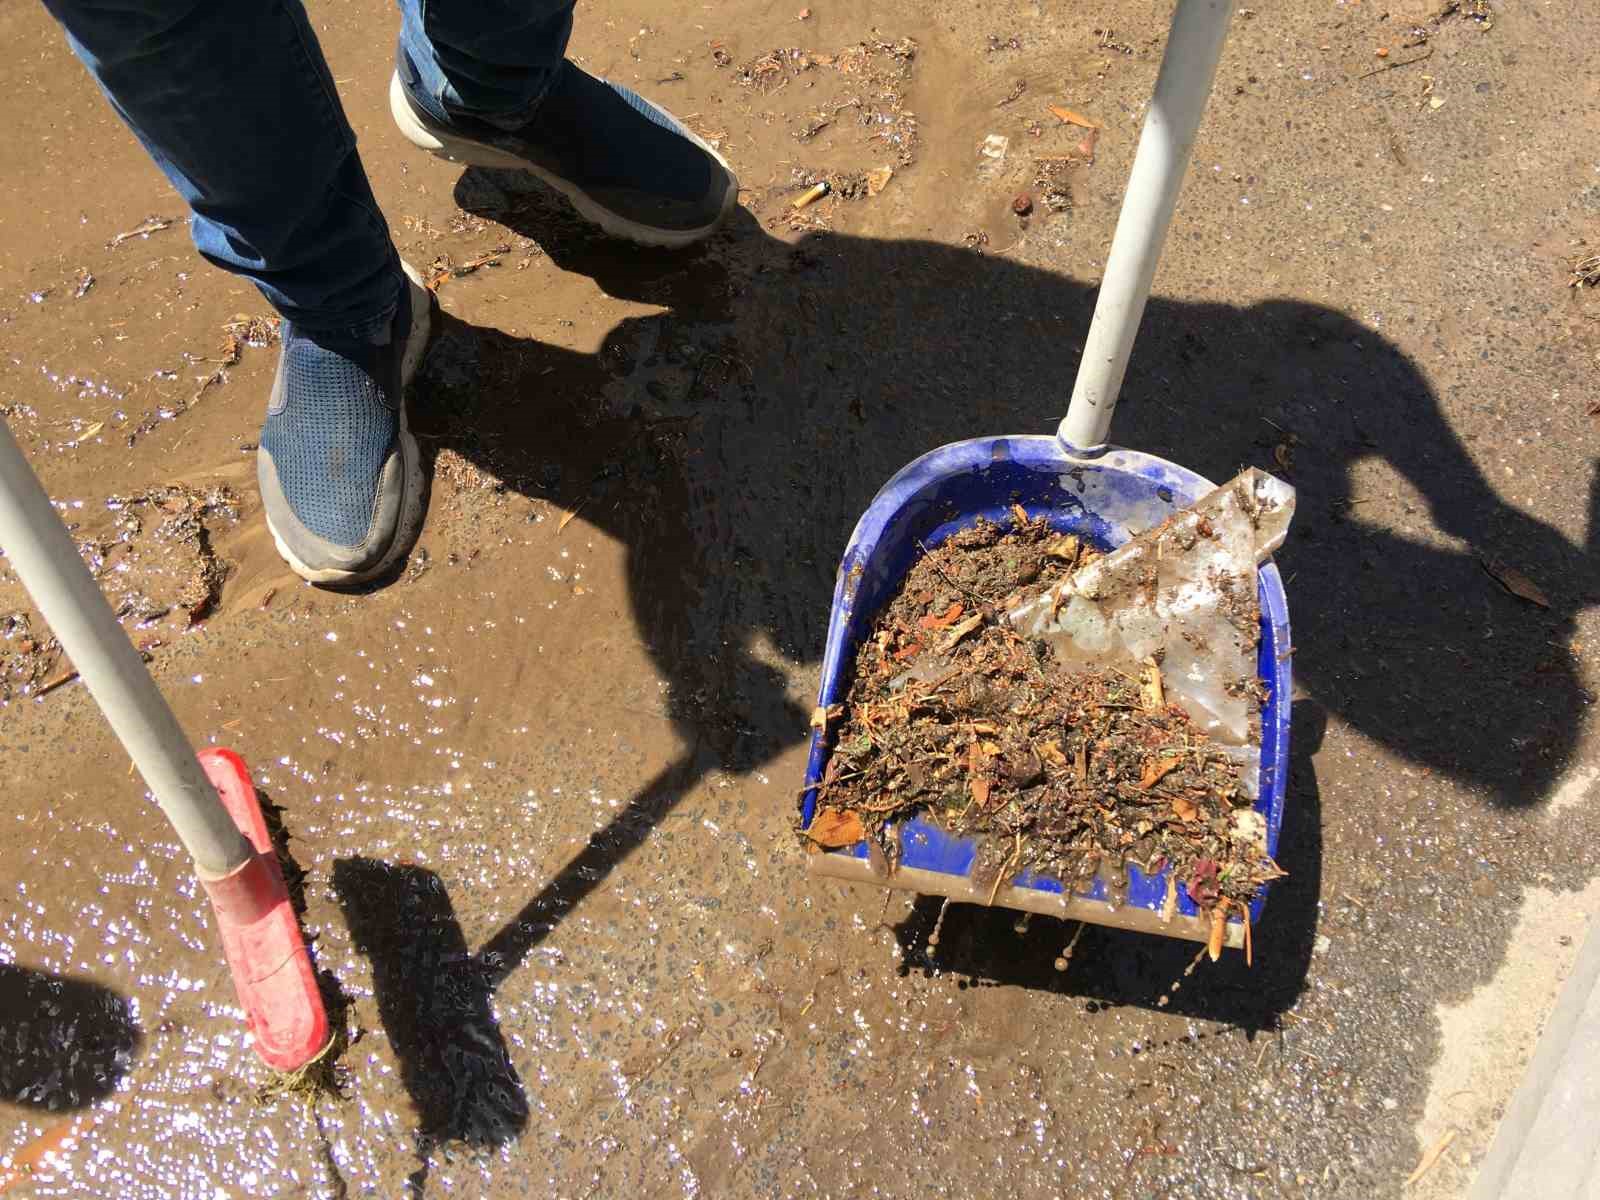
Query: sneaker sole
265 264 434 587
388 72 737 250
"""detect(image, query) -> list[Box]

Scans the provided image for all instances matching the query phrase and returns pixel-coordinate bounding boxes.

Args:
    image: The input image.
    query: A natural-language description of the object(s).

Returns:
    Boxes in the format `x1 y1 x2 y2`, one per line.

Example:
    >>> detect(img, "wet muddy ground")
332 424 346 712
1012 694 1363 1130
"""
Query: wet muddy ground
3 0 1598 1196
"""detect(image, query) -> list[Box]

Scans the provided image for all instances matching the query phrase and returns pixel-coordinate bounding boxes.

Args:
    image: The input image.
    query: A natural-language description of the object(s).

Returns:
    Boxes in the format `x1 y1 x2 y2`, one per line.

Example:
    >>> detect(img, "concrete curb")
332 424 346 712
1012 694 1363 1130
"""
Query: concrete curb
1467 914 1600 1200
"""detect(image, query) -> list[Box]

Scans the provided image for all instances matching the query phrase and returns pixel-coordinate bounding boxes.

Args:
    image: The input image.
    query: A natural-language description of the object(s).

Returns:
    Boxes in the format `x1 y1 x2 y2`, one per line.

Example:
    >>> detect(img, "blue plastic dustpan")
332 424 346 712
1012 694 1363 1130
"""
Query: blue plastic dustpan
799 437 1291 948
798 0 1288 948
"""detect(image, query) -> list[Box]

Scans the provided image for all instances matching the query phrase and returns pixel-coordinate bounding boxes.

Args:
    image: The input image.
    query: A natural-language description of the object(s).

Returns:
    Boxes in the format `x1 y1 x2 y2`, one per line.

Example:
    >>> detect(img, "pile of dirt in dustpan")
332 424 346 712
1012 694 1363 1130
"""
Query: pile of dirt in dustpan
805 507 1284 935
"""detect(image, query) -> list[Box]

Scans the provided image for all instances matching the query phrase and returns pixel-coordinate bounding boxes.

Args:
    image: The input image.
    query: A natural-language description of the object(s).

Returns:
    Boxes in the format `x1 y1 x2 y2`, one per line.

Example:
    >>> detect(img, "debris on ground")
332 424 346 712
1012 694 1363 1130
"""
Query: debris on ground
0 611 63 704
977 133 1010 179
1570 251 1600 288
1404 1129 1458 1186
1437 0 1493 27
1094 27 1135 56
220 314 280 358
1047 104 1101 130
425 244 512 290
735 38 919 165
1033 157 1077 212
809 485 1290 921
996 78 1027 107
791 181 830 210
1481 556 1551 609
106 215 174 248
0 483 238 700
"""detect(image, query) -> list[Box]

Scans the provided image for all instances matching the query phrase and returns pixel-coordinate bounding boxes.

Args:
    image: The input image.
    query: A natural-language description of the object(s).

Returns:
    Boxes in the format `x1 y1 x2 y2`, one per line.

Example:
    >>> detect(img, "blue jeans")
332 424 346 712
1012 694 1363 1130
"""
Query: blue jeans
41 0 575 336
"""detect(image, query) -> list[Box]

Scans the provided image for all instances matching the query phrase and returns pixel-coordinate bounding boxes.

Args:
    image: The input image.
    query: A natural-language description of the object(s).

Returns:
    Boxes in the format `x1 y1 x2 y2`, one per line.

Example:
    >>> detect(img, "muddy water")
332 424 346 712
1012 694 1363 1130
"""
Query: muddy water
5 0 1600 1196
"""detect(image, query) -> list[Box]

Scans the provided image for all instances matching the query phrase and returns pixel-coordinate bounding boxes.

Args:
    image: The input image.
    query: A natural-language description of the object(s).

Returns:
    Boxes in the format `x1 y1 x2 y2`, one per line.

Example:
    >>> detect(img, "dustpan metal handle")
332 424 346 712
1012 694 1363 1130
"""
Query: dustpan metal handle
1059 0 1237 451
0 419 253 877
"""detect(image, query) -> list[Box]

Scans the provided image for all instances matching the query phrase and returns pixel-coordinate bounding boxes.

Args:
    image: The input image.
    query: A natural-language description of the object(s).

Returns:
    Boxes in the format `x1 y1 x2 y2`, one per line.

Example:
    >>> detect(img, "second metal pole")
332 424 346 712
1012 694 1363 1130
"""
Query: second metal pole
1059 0 1237 450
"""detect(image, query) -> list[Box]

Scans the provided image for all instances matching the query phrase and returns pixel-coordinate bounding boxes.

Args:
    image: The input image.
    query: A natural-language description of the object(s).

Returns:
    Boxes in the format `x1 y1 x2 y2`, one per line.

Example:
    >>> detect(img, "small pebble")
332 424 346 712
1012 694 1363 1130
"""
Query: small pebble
1011 192 1034 217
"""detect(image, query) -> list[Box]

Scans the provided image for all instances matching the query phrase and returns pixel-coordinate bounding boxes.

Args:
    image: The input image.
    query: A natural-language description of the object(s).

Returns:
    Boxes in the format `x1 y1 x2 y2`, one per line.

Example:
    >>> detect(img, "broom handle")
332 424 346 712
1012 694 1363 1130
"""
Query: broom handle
0 419 252 877
1059 0 1237 450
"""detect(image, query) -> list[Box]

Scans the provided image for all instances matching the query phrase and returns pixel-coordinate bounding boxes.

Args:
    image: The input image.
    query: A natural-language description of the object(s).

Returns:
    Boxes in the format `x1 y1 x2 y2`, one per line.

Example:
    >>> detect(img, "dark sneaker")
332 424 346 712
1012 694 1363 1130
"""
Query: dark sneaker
257 266 434 586
390 60 738 248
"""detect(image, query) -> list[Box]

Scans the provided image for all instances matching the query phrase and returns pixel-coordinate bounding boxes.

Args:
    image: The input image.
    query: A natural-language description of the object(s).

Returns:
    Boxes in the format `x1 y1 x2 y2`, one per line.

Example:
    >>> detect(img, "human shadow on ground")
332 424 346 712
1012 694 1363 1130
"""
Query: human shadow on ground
431 174 1595 812
0 965 139 1110
338 170 1595 1169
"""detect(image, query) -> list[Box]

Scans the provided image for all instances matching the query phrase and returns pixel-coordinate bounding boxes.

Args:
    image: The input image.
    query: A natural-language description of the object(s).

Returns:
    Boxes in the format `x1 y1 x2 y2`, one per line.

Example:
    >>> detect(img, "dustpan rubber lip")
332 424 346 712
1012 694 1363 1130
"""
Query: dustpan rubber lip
801 433 1291 931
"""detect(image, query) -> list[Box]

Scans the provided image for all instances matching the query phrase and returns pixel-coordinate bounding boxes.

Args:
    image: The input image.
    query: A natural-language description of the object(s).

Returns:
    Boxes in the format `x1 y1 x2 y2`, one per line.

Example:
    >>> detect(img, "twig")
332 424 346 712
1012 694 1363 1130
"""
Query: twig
1359 47 1433 79
914 539 998 606
1405 1129 1457 1186
108 216 174 248
986 831 1023 905
36 668 80 696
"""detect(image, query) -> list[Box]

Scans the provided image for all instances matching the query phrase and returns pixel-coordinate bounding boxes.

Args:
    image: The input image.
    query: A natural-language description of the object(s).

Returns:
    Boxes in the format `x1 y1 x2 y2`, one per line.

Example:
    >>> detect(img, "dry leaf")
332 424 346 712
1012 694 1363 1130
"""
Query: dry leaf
1141 658 1166 712
1405 1130 1457 1186
1171 795 1199 821
809 703 844 731
1047 104 1101 129
1207 898 1228 962
1481 557 1550 608
866 166 894 196
1140 756 1183 789
806 808 865 847
1074 740 1088 783
970 777 992 808
1038 739 1068 767
1010 503 1029 526
1161 873 1178 922
917 601 965 630
1044 535 1080 562
939 612 985 651
556 499 588 534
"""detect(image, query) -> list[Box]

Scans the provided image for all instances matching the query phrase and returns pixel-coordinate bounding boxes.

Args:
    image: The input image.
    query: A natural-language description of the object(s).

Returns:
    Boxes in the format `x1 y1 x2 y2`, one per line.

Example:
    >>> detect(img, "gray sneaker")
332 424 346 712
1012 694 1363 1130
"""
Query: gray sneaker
257 267 434 586
390 58 738 249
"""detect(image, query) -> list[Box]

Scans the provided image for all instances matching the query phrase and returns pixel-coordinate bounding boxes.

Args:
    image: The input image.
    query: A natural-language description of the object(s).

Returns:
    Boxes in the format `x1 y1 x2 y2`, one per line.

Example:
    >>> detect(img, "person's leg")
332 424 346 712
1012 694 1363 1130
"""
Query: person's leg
43 0 402 333
391 0 739 248
42 0 432 585
398 0 574 128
